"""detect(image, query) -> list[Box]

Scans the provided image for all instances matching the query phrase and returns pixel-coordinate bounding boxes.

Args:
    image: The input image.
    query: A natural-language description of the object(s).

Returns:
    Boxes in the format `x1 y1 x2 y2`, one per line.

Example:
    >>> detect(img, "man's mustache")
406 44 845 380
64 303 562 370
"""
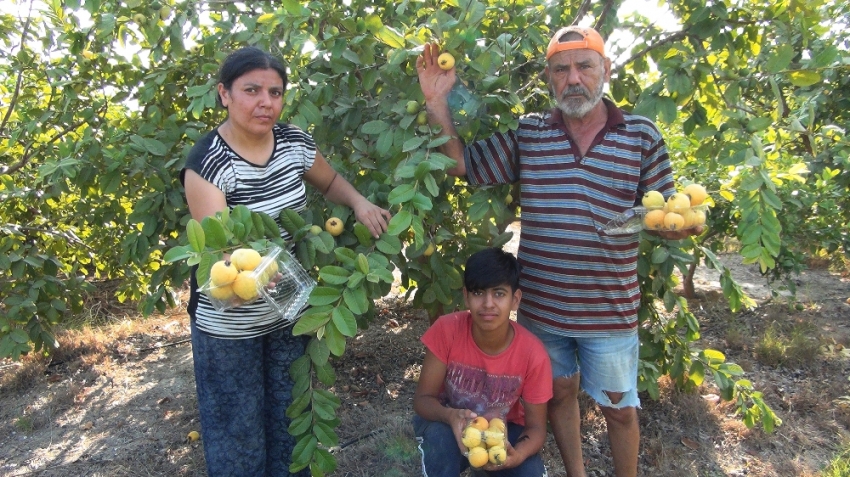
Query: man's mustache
562 86 590 100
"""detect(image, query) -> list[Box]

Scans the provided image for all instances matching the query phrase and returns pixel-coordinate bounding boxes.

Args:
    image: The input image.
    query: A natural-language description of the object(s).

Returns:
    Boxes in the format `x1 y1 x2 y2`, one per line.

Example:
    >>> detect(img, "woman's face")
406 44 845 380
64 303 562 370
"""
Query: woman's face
218 68 285 138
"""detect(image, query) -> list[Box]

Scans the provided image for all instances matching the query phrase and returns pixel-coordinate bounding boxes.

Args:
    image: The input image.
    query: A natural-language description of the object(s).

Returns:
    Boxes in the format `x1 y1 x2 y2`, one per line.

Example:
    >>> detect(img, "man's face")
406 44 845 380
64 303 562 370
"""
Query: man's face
546 49 610 119
463 285 521 332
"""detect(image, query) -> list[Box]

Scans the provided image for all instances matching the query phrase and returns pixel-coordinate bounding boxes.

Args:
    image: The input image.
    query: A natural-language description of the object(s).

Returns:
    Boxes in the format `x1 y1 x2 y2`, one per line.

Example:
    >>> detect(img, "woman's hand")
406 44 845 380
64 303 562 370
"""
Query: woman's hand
352 199 392 239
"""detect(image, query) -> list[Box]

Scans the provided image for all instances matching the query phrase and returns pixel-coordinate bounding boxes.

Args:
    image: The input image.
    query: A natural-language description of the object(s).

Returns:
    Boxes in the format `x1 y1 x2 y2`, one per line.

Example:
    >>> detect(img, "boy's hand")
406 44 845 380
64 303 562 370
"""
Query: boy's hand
416 43 456 103
448 408 477 453
481 438 524 470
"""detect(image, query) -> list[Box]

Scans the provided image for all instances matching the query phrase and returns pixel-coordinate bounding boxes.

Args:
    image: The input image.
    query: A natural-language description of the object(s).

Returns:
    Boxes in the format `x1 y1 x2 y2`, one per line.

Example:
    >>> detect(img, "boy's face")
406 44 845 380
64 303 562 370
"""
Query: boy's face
463 284 522 331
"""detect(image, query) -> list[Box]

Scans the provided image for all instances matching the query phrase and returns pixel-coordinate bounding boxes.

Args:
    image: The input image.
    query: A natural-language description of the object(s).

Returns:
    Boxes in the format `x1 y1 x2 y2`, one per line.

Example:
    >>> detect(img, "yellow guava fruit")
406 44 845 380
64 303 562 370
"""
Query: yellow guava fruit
232 271 260 301
683 183 708 206
641 190 665 209
488 445 507 465
230 248 262 271
663 212 685 231
487 418 507 434
643 209 666 230
208 284 235 301
210 260 238 286
461 426 483 449
483 430 505 448
467 446 489 468
666 193 691 214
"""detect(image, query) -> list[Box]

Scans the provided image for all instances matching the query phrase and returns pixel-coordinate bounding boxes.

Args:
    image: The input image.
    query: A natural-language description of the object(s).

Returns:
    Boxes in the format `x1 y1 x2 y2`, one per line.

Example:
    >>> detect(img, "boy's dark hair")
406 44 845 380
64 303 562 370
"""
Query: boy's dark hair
463 248 522 292
216 46 288 107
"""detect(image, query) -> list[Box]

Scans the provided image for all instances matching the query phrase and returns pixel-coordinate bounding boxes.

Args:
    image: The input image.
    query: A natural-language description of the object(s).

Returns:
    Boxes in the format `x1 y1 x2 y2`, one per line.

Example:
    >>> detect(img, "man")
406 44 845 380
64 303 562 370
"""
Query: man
416 26 701 477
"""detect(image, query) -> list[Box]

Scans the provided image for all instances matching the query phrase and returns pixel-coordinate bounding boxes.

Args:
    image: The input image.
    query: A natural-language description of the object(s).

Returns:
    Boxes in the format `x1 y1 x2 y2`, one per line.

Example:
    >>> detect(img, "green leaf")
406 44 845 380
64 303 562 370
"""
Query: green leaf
319 266 350 285
375 234 402 255
315 361 336 386
331 306 358 337
374 25 405 48
324 321 346 356
788 70 821 87
288 413 312 436
688 360 705 386
163 245 194 263
291 435 318 469
765 44 794 73
186 219 204 252
386 210 412 236
307 287 341 307
355 254 370 275
292 307 331 335
342 287 368 315
201 216 227 250
388 184 416 205
362 120 389 135
702 349 726 365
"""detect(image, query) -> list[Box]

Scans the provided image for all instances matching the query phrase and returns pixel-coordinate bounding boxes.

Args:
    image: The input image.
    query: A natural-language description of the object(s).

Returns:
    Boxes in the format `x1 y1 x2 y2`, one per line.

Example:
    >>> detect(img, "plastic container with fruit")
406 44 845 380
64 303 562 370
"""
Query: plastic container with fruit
599 185 711 235
199 246 315 322
460 413 509 468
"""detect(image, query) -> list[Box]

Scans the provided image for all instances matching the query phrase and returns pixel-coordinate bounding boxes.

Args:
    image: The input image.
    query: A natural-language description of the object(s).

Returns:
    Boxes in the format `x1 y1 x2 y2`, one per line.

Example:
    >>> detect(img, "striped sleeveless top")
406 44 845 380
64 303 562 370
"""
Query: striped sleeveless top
181 123 315 339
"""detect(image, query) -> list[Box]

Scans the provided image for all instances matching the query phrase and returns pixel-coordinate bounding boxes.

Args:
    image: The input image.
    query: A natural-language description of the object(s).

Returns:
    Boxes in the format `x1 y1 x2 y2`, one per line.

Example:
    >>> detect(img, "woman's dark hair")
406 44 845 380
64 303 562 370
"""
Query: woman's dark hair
216 46 288 107
463 248 522 292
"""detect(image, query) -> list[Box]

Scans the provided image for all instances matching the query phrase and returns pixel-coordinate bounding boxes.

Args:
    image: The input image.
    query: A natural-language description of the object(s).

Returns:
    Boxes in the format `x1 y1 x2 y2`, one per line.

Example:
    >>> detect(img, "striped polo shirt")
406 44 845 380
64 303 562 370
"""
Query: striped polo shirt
464 99 675 336
181 123 315 339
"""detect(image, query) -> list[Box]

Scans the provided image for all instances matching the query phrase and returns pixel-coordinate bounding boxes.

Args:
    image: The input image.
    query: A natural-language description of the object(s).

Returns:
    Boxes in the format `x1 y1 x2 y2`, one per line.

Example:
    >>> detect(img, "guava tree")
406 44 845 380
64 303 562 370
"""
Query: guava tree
3 0 848 473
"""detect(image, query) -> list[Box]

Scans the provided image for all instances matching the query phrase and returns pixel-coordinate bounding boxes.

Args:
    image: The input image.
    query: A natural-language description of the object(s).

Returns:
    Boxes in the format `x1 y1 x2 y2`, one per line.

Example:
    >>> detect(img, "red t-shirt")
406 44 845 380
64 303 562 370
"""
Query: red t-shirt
422 311 553 425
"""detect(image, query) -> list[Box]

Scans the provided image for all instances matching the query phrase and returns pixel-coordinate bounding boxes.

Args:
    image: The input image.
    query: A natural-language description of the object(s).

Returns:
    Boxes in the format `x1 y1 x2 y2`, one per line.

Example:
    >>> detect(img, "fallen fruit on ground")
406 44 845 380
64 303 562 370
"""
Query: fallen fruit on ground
210 260 238 286
488 446 507 465
325 217 344 236
467 446 489 468
230 248 262 271
187 430 200 442
641 190 665 209
438 52 455 70
232 271 260 301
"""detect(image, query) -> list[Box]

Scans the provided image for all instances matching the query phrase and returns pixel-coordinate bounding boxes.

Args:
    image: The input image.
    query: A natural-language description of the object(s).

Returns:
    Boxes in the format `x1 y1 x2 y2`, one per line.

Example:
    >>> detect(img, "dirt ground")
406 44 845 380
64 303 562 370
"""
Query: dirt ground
3 223 850 476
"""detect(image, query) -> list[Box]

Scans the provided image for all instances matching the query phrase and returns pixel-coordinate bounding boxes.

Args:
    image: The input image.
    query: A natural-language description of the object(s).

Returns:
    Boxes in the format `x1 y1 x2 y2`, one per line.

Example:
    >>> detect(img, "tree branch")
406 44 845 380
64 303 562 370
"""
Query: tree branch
615 29 690 71
0 0 35 138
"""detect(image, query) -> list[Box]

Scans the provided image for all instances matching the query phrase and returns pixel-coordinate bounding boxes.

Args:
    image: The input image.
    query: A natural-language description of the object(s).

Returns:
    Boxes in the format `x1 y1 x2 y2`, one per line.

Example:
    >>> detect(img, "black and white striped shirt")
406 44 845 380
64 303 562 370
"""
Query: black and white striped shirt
181 123 315 338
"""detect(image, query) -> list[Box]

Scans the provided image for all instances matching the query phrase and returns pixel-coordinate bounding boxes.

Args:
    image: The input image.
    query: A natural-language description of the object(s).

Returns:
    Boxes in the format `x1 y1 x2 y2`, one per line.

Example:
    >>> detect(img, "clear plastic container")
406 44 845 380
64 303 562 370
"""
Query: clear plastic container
199 246 315 323
599 204 710 235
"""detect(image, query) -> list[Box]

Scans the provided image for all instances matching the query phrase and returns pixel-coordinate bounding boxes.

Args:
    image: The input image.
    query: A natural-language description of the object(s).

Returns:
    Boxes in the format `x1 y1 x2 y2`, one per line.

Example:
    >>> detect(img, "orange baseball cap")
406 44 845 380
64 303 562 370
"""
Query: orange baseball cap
546 26 606 60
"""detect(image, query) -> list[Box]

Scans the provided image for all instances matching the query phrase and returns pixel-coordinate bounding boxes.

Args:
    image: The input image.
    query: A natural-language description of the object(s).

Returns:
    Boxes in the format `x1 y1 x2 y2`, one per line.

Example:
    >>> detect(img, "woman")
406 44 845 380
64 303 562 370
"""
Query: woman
180 46 391 476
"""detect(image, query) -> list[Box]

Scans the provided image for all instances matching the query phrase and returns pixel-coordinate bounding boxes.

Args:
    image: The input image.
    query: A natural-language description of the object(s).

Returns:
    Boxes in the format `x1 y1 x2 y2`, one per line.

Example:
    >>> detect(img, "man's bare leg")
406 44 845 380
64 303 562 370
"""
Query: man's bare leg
548 374 586 477
599 393 639 477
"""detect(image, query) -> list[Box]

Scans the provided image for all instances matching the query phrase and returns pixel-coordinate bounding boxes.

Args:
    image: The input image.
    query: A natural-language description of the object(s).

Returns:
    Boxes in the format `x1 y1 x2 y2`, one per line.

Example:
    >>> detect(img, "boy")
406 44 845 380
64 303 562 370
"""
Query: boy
413 248 553 476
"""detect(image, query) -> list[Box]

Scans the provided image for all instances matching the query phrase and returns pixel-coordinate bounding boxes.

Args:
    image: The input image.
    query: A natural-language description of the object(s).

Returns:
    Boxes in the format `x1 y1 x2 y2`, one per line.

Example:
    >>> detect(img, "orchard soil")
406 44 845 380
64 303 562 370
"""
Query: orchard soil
3 223 850 476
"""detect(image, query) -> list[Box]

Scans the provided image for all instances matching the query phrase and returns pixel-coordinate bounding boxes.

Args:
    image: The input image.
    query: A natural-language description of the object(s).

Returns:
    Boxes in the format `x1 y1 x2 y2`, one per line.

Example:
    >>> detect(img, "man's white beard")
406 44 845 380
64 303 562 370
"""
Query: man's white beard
556 80 605 119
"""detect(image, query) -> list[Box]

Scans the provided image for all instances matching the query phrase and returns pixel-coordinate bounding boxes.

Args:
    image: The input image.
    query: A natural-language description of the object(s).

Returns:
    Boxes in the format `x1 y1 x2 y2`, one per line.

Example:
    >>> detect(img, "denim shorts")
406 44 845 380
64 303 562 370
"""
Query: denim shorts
517 314 640 409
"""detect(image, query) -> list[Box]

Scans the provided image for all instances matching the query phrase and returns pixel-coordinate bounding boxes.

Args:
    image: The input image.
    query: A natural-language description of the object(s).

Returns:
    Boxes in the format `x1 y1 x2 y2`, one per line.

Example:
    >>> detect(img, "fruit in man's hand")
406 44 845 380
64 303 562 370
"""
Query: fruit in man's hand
406 100 420 114
230 248 262 271
483 430 505 448
692 209 707 227
487 418 507 434
663 212 685 231
641 190 665 209
467 446 489 468
683 183 708 206
666 193 691 214
232 271 260 301
488 446 507 465
680 208 697 229
325 217 344 237
309 225 323 235
461 427 483 448
469 416 489 431
210 260 238 286
438 52 455 70
643 209 666 230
